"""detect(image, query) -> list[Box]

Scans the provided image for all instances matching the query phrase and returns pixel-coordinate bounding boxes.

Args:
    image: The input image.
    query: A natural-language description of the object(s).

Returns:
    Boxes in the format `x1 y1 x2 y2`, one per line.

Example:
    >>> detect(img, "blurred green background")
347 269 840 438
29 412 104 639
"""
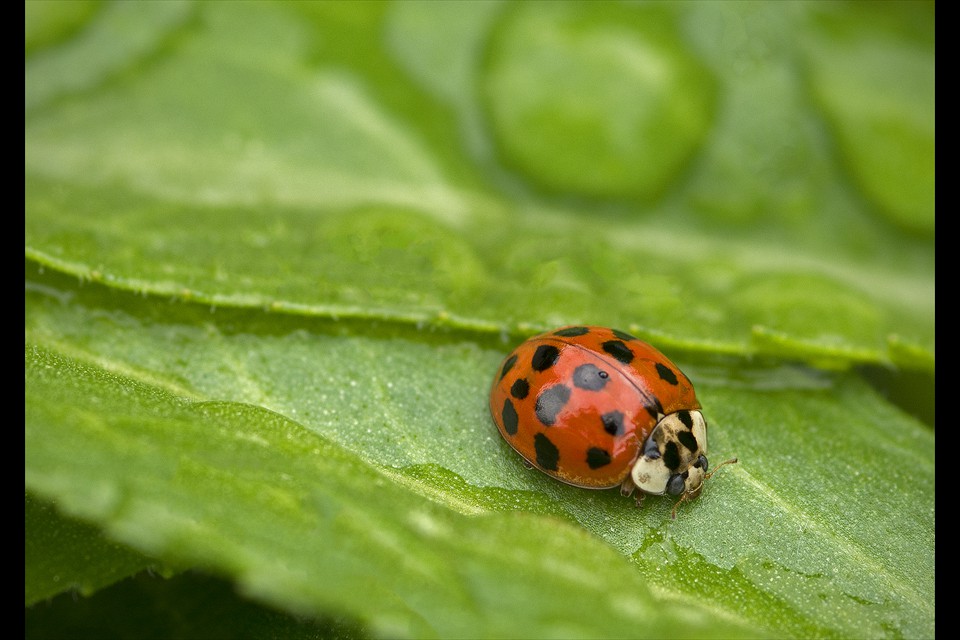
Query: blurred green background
26 2 934 638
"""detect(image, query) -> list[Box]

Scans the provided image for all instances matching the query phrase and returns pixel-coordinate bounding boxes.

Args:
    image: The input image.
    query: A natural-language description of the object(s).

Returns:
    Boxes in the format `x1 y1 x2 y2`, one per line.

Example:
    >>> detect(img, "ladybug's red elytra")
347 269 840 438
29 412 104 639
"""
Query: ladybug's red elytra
490 326 735 517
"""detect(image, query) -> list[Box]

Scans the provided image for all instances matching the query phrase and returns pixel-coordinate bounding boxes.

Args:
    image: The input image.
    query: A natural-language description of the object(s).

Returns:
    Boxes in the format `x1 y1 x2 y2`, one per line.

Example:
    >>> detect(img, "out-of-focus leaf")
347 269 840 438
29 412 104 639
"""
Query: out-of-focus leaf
26 570 364 640
25 493 159 605
24 2 933 371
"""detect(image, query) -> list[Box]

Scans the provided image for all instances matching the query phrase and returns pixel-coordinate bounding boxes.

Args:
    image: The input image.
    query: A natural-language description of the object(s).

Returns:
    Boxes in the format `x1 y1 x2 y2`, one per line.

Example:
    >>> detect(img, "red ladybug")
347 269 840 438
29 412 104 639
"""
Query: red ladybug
490 326 735 517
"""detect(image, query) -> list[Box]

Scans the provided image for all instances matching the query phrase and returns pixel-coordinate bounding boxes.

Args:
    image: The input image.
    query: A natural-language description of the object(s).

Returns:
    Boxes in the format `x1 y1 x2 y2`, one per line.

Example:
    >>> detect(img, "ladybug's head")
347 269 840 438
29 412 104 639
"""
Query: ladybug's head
630 410 737 517
630 409 710 502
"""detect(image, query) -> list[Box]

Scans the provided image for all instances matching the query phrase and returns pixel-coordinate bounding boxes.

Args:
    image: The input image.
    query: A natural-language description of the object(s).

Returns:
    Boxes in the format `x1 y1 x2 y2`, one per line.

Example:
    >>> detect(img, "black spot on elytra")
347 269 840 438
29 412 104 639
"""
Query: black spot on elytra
535 384 570 426
531 345 560 372
612 329 638 341
602 340 634 364
656 362 679 385
499 354 518 381
678 430 699 452
554 326 590 337
572 363 608 391
510 378 530 399
663 440 681 471
501 399 519 435
586 447 612 469
534 433 559 471
601 411 624 436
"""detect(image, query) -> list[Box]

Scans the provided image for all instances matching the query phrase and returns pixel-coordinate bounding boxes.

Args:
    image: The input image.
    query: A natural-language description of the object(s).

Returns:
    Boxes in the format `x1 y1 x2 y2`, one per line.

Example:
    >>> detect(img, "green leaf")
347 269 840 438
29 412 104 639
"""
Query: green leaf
27 570 364 639
26 269 933 638
25 329 753 639
23 1 933 372
25 493 161 605
26 1 933 638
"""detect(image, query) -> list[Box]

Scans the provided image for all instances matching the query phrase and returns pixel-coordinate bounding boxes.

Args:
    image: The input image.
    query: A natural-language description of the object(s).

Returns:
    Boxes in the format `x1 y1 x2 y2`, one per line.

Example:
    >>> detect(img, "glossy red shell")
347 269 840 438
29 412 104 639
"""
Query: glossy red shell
489 326 700 488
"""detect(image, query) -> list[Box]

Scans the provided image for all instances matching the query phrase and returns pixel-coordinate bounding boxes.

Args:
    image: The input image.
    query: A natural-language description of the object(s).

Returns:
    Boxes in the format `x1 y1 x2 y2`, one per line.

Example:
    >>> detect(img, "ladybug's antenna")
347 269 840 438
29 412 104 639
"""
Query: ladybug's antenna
671 457 739 520
706 457 739 481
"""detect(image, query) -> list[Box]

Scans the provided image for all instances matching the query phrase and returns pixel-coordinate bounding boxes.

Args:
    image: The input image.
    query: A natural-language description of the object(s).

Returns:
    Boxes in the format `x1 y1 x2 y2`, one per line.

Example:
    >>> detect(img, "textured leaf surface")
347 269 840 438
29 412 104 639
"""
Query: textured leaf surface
26 269 933 638
26 2 934 638
25 327 752 639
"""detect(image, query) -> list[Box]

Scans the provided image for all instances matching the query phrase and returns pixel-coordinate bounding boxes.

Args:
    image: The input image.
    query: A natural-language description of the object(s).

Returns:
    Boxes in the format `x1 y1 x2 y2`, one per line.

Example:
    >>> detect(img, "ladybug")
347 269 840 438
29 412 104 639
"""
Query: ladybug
490 326 735 517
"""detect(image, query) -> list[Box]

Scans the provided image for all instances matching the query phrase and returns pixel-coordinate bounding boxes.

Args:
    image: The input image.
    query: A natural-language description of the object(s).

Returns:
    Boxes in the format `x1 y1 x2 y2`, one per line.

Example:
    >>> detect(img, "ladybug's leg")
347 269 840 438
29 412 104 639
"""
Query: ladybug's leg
622 477 647 508
521 459 534 470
